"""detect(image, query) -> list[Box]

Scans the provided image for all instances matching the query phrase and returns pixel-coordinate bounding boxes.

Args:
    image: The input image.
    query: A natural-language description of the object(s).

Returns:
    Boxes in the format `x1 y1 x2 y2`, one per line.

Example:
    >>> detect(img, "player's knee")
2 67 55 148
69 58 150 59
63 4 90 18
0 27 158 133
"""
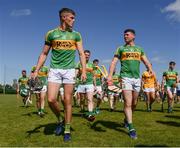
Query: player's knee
64 99 71 105
124 103 131 108
48 98 56 104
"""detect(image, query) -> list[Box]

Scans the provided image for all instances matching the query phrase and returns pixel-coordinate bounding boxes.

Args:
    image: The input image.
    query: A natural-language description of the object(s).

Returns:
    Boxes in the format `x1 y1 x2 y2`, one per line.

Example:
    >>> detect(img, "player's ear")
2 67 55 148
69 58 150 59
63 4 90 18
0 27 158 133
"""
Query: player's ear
61 15 66 21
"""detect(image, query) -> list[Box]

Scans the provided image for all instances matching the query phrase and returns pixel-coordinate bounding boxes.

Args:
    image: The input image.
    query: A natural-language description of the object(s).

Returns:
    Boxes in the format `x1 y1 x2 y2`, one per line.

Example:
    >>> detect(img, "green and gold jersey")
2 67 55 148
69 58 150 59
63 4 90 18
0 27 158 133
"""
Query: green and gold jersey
45 27 82 69
94 67 103 86
112 73 120 85
18 76 29 89
76 61 95 85
142 71 156 88
31 66 49 85
114 45 145 79
163 69 178 87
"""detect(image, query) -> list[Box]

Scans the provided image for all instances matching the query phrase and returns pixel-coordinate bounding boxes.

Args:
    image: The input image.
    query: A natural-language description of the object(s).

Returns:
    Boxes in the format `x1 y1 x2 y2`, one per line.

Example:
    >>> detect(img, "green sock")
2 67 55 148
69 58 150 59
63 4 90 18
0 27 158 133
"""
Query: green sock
38 108 41 112
86 111 93 115
64 123 71 134
89 111 94 115
128 123 135 131
41 109 44 112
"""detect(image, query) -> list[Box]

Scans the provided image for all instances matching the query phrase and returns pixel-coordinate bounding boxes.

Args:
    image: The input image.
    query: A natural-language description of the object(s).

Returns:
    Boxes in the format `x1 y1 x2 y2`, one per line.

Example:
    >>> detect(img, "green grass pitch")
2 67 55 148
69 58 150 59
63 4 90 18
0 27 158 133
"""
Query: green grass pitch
0 94 180 147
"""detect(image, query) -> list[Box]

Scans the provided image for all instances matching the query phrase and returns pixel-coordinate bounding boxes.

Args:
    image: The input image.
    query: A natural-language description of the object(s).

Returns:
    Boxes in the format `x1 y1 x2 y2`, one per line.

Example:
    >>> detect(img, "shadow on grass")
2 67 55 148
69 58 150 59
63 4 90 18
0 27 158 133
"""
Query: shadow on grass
26 123 56 138
135 144 169 147
22 111 38 117
135 109 148 112
156 120 180 127
90 120 127 134
165 115 180 119
136 109 163 113
72 112 84 117
22 111 48 117
19 105 34 108
100 108 124 113
172 109 180 112
152 109 164 113
26 123 75 138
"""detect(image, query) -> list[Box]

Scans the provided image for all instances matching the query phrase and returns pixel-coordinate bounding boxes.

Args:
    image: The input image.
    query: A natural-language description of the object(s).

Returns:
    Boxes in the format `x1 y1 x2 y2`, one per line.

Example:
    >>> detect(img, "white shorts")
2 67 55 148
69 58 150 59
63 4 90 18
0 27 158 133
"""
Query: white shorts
108 92 119 97
48 68 75 84
166 86 176 94
121 77 141 92
144 88 155 93
95 86 102 93
77 84 94 93
34 85 47 93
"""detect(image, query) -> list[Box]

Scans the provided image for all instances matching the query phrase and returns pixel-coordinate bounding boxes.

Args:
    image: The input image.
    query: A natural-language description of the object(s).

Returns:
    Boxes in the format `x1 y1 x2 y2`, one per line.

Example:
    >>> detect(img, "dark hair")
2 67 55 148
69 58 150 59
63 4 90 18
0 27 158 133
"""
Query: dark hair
84 50 91 54
124 29 136 35
22 70 26 73
93 59 99 63
59 8 75 17
169 61 176 65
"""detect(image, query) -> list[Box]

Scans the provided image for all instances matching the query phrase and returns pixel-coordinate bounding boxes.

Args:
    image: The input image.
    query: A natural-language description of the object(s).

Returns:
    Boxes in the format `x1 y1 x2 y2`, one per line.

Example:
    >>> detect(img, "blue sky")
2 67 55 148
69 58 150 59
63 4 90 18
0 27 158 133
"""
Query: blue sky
0 0 180 84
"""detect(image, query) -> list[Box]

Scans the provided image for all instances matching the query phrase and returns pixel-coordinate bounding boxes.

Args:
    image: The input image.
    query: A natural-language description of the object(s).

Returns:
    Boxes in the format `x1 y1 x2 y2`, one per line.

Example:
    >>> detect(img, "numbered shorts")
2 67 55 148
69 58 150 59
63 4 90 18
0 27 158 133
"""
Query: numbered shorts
48 68 75 84
77 84 94 93
143 88 155 93
166 86 176 94
121 77 141 92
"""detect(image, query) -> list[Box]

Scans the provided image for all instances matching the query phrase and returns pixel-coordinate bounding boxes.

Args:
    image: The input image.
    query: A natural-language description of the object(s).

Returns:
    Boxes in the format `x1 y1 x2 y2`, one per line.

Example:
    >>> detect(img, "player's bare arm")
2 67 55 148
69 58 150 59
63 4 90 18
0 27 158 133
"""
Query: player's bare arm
33 45 51 78
141 55 153 74
76 42 86 81
107 57 118 82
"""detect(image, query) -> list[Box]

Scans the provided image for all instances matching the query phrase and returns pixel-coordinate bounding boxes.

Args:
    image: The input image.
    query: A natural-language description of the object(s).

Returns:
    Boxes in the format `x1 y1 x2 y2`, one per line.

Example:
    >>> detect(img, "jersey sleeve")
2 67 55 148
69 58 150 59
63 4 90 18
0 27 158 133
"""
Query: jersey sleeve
44 66 49 75
45 30 52 46
18 78 21 83
75 32 82 42
140 47 145 56
163 72 166 77
44 66 49 72
114 46 121 59
93 64 96 71
176 71 178 76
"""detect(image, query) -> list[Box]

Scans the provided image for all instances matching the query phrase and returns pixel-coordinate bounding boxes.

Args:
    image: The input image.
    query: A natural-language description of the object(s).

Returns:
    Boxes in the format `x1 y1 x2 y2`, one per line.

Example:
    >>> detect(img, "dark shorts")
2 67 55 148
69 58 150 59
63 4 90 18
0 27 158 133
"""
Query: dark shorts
177 90 180 96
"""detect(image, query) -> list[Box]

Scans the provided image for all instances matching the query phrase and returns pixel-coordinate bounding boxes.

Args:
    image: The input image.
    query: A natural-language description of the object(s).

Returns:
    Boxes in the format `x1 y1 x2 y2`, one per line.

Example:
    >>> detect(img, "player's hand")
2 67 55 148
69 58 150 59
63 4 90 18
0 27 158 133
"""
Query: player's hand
107 75 113 86
81 71 86 82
